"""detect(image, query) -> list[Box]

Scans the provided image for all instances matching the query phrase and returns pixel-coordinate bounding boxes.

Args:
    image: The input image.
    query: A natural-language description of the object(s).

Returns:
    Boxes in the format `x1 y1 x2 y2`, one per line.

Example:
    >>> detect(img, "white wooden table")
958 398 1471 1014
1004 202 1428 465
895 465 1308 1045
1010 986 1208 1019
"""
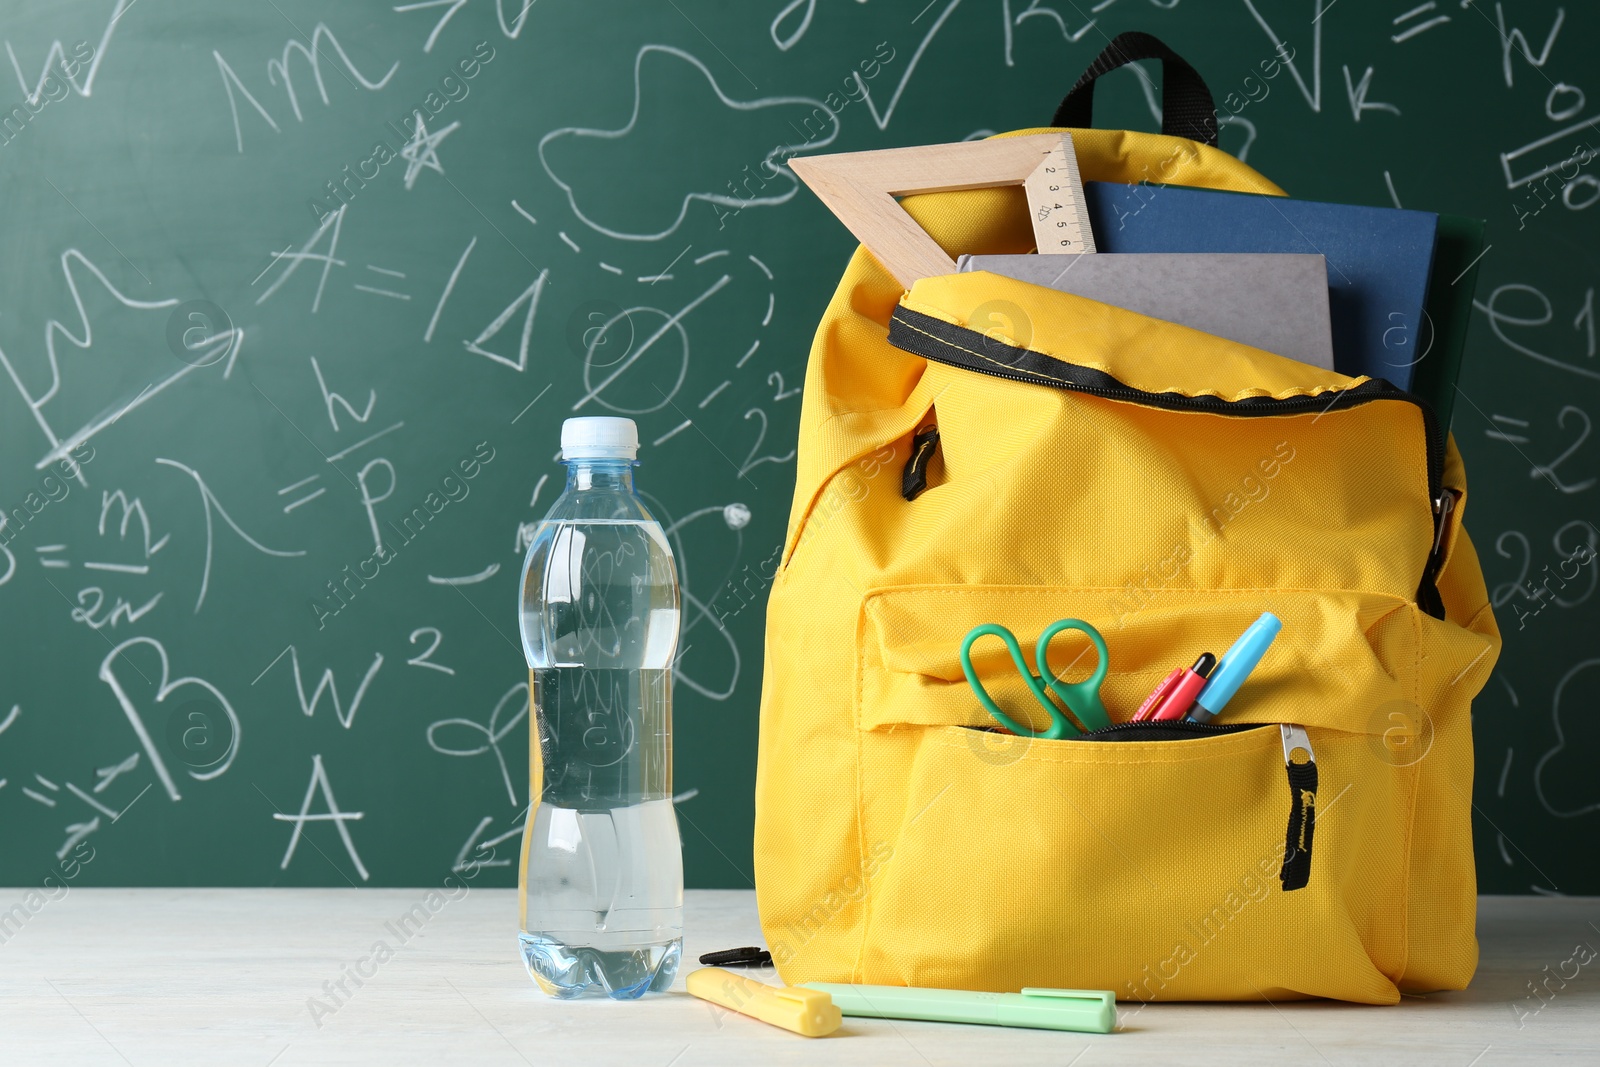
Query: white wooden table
1 890 1595 1065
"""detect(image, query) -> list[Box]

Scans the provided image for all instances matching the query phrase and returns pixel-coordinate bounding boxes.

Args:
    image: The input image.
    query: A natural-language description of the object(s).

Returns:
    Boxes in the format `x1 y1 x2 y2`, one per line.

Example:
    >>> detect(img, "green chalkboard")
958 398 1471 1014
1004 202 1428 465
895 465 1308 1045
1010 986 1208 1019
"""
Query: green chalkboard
0 0 1595 895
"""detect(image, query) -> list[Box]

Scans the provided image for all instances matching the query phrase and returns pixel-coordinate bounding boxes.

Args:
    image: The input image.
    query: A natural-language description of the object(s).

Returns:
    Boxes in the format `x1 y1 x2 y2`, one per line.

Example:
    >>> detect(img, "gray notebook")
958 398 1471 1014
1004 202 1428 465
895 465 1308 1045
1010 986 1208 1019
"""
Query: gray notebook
956 253 1334 370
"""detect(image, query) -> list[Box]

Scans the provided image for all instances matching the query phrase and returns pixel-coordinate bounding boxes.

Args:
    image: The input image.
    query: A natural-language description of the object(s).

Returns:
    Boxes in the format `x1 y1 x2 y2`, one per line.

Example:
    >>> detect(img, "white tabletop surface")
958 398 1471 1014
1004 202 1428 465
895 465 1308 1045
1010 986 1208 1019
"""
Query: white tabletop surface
1 889 1596 1065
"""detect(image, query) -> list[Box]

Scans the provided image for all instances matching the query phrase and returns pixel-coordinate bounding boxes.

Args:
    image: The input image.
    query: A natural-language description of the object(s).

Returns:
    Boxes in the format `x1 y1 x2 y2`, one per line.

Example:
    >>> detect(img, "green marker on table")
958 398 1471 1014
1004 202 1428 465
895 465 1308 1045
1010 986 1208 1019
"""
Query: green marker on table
801 983 1116 1034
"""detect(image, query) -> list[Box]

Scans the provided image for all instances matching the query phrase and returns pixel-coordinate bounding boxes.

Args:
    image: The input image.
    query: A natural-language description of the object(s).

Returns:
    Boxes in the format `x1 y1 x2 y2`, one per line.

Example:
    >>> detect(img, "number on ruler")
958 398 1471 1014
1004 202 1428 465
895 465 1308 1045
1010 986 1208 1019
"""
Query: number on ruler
1023 133 1095 254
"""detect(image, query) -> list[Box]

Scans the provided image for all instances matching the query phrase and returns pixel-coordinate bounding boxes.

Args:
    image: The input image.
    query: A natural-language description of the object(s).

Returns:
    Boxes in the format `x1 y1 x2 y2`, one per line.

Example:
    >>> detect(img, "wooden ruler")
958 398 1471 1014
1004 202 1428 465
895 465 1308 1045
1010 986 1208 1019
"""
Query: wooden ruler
787 132 1096 287
1024 133 1097 254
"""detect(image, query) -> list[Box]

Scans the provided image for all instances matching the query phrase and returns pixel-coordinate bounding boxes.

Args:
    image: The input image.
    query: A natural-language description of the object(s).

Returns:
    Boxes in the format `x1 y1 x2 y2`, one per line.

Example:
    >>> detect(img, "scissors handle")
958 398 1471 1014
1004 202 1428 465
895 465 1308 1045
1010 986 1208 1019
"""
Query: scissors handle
959 624 1078 740
1035 619 1112 733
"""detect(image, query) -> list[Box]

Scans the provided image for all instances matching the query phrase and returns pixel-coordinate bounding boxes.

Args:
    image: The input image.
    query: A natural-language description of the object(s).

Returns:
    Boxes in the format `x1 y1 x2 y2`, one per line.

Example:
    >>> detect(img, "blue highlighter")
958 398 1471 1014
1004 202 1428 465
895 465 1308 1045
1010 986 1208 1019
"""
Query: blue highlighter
1186 613 1282 724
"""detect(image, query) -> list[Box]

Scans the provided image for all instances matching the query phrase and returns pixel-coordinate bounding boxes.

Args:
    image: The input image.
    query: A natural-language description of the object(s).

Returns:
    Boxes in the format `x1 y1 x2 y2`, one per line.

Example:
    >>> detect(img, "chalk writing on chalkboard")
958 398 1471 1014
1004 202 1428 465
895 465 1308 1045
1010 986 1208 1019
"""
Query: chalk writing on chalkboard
274 753 369 880
0 0 1594 896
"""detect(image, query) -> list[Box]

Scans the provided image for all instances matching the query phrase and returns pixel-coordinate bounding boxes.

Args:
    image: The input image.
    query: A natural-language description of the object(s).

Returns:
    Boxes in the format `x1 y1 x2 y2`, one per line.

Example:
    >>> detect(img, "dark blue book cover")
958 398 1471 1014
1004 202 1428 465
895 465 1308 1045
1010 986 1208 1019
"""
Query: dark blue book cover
1084 182 1438 391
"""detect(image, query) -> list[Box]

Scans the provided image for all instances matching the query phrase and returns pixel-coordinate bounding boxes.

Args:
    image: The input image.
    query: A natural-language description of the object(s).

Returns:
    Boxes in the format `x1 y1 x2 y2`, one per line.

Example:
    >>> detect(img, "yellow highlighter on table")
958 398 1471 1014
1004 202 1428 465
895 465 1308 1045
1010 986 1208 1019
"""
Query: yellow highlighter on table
685 968 841 1037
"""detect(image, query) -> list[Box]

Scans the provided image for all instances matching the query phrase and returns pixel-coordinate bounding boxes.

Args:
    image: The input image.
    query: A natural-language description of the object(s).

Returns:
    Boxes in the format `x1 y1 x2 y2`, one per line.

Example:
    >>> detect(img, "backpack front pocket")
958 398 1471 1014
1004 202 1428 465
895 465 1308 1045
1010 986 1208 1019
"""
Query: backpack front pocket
862 722 1404 1003
849 585 1440 1004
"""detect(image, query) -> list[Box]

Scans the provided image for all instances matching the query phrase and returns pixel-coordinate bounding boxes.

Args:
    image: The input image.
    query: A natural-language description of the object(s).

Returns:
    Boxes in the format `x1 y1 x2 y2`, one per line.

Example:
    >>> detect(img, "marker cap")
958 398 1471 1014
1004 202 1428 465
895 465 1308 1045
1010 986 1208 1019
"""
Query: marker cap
687 968 841 1037
1192 612 1282 718
1005 988 1117 1034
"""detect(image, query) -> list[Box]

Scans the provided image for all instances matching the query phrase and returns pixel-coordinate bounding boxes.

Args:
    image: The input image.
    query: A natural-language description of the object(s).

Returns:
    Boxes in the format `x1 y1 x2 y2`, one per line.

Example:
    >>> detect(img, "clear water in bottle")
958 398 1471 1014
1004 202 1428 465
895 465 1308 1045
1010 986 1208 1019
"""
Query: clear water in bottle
517 417 683 999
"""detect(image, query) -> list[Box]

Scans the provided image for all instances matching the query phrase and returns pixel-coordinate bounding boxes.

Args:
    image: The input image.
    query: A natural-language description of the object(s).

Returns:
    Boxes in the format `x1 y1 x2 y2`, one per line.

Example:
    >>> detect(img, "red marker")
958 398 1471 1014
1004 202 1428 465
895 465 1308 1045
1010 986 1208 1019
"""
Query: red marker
1133 653 1217 722
1132 668 1184 722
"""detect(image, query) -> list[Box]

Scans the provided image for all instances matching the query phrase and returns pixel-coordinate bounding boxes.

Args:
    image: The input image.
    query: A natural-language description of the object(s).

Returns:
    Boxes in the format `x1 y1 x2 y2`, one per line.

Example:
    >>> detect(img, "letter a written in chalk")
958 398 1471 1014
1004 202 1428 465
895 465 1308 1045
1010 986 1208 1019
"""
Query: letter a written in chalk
273 753 369 880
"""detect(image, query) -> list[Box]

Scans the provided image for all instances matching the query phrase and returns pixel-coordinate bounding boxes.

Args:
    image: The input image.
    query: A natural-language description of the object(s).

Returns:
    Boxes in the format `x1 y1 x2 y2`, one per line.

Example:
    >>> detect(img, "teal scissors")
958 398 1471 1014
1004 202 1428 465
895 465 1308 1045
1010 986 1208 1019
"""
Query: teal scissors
959 620 1113 738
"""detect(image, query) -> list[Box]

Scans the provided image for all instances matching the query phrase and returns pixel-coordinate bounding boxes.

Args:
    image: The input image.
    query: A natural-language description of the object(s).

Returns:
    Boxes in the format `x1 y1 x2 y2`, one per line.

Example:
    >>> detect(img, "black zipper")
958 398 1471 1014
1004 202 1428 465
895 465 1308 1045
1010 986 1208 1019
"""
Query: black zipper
1071 719 1262 742
888 305 1450 617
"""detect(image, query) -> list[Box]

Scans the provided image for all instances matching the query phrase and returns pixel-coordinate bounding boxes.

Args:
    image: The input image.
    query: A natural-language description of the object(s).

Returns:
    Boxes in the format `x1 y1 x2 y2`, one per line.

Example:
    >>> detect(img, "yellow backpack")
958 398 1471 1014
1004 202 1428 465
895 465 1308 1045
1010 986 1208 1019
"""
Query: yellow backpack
754 36 1500 1005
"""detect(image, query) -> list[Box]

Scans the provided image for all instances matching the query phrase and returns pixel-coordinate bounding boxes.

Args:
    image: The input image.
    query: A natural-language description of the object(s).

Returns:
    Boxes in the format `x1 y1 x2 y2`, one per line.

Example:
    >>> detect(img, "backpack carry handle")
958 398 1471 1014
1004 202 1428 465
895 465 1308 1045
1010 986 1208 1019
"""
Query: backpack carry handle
1051 32 1219 147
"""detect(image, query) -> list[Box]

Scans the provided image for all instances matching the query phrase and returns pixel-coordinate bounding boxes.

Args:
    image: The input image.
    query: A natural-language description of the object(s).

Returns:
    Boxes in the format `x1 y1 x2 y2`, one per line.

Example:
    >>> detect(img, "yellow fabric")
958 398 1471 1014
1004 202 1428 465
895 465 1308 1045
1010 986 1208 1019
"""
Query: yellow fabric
754 127 1500 1004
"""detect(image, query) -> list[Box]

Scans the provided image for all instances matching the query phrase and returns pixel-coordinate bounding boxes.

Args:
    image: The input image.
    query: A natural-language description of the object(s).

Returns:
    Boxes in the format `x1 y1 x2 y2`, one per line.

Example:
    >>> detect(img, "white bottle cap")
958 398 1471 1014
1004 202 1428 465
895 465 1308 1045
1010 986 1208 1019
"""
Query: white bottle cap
560 417 639 460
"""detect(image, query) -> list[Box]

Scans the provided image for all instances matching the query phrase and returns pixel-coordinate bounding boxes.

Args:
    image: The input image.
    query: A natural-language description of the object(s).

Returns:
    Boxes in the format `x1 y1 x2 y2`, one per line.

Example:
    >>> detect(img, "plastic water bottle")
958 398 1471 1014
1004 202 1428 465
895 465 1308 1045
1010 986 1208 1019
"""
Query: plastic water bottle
516 417 683 999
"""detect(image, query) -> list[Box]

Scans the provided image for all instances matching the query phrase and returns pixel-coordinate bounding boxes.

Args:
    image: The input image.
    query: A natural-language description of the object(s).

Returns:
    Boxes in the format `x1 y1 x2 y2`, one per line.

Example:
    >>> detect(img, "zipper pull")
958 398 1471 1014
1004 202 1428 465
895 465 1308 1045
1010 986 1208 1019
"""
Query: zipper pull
1417 489 1457 620
900 425 941 501
1430 490 1457 562
1279 724 1317 892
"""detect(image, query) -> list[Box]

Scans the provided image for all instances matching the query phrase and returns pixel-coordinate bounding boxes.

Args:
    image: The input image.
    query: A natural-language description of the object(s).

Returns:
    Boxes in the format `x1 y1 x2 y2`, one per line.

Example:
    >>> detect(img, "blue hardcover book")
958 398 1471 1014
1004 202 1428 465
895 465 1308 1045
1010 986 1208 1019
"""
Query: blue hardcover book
1083 182 1439 391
